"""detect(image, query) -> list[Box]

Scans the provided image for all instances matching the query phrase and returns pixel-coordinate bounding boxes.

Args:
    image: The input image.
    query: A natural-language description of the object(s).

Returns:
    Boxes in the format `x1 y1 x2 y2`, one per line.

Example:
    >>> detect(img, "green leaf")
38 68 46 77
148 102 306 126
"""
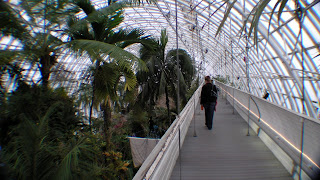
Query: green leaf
69 39 146 71
215 0 237 37
160 29 168 49
278 0 289 22
122 65 137 91
56 137 88 180
268 0 282 36
0 50 20 65
126 0 158 6
248 0 271 47
159 71 166 95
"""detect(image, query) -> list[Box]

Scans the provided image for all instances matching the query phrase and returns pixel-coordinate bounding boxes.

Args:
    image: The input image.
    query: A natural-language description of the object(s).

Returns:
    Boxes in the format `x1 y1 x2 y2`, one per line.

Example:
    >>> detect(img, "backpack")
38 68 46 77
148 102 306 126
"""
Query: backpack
210 84 218 100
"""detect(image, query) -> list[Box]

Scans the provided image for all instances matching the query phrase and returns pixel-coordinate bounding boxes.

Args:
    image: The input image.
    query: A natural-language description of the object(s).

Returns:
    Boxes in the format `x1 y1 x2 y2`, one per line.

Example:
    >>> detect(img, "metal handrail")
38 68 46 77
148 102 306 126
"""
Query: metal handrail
216 81 320 179
133 85 202 180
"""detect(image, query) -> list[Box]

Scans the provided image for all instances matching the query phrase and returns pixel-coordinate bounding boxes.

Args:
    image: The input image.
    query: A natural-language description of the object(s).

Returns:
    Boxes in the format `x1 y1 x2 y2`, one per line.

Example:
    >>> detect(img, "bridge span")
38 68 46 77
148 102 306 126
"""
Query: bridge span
133 82 320 180
170 96 291 180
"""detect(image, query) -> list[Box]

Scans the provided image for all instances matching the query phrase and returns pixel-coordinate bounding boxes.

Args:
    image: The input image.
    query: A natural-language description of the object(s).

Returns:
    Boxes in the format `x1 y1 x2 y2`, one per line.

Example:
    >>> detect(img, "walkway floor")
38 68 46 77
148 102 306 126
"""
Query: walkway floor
170 97 292 180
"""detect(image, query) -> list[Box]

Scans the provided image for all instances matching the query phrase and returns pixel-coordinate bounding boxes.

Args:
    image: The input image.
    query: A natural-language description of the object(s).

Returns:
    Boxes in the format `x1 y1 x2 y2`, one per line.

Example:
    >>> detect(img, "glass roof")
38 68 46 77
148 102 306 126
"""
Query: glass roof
1 0 319 119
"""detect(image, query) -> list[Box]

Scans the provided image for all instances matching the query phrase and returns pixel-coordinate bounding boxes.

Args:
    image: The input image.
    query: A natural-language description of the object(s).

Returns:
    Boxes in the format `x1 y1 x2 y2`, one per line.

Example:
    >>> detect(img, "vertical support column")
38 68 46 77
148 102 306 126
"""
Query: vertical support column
229 5 235 114
298 5 305 180
231 40 235 114
175 0 180 115
193 96 197 137
175 1 182 179
246 34 251 137
224 32 228 104
179 125 182 180
243 0 251 136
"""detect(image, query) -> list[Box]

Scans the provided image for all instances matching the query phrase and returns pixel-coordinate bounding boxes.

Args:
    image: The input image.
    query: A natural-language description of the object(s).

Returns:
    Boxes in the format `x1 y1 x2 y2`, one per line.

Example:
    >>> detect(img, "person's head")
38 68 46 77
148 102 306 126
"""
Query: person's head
205 76 211 83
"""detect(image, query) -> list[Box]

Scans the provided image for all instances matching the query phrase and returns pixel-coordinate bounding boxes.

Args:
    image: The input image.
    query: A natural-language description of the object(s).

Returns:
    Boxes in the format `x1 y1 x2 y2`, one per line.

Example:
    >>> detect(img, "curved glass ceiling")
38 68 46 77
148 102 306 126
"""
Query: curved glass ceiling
1 0 320 119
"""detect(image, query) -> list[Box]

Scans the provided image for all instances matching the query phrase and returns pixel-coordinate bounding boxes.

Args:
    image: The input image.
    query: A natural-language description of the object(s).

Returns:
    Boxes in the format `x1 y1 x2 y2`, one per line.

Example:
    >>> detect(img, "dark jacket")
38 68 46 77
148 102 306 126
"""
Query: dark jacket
200 82 218 104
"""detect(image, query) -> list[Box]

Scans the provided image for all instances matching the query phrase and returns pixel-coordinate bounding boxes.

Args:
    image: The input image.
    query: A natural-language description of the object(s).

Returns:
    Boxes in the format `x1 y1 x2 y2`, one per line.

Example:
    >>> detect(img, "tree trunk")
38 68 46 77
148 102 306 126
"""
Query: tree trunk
39 54 55 88
148 90 154 118
101 102 112 149
89 63 99 127
165 85 170 122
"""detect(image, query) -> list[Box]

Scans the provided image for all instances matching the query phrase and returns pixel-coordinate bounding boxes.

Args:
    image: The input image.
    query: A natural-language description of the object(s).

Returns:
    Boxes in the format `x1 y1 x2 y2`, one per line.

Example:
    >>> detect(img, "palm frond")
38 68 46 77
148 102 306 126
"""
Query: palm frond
178 70 187 95
103 10 125 38
109 28 151 48
216 0 297 49
74 0 96 15
160 29 168 49
268 0 282 36
69 39 146 71
0 50 21 65
66 15 94 40
247 0 271 47
1 102 61 179
122 66 137 91
159 71 167 95
70 1 126 44
75 1 125 25
0 1 27 40
139 37 158 62
56 137 88 180
20 0 79 28
93 63 119 104
215 0 237 37
278 0 289 21
126 0 158 6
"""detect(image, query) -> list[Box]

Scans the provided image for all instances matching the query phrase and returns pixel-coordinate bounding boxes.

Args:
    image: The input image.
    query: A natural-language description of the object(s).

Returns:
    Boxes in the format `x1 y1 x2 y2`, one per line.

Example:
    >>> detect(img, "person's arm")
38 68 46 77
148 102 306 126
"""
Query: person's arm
213 85 218 96
200 86 204 105
200 87 204 110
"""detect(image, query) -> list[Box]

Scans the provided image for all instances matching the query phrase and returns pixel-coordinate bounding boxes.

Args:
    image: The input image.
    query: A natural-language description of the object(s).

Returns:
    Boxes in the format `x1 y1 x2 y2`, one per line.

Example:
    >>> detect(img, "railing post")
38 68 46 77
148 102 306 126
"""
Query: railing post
193 96 197 137
179 124 182 180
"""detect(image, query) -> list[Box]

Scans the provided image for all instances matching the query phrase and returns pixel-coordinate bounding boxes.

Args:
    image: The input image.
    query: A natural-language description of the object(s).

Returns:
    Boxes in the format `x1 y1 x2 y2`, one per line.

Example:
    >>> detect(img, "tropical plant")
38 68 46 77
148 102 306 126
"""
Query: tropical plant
0 0 80 89
0 0 149 179
0 82 108 179
127 106 149 137
2 105 62 180
137 29 196 127
216 0 305 46
67 0 154 148
165 48 196 106
0 83 79 146
1 115 110 180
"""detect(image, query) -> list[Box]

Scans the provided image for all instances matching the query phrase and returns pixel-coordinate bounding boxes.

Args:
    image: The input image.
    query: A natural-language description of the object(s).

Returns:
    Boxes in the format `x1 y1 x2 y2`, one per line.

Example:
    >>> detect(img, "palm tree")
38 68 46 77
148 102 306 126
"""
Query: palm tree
1 105 104 180
165 48 195 106
0 80 108 179
0 0 80 89
137 29 195 123
68 0 153 147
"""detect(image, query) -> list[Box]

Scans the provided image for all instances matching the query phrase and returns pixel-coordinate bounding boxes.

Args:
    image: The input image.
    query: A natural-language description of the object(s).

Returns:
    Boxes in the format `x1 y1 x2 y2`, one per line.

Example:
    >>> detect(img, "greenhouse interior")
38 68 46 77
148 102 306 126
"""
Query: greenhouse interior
0 0 319 179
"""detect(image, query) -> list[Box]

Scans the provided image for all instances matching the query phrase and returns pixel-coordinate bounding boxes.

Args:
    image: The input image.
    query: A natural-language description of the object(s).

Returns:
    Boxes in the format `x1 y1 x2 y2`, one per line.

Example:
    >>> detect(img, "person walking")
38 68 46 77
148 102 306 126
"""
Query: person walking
200 76 218 130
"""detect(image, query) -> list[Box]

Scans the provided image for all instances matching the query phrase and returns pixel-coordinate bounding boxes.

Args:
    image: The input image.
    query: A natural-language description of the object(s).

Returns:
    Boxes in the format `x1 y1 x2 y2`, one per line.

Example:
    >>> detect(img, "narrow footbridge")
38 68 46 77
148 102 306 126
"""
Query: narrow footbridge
133 82 320 180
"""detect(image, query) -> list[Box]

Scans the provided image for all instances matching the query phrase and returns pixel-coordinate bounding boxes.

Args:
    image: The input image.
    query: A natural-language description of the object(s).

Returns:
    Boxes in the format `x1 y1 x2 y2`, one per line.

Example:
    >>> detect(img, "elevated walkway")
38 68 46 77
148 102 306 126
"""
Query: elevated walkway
170 97 292 180
132 82 320 180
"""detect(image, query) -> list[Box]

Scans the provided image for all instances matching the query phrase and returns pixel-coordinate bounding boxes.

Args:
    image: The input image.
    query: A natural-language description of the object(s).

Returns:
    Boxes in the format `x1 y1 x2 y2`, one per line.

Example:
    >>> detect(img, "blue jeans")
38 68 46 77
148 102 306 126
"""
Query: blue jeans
204 102 216 129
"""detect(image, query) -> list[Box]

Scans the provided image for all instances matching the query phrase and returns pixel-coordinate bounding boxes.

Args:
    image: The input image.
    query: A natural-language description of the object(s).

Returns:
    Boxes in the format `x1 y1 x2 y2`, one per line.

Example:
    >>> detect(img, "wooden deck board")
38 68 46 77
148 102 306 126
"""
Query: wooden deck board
170 97 292 180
